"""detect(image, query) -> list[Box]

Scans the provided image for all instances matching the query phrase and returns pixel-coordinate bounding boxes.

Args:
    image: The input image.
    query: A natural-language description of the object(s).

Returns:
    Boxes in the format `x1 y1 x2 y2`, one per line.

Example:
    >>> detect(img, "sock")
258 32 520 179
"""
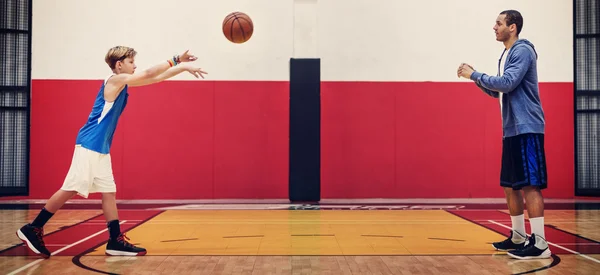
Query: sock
511 214 526 243
107 220 121 240
30 208 54 228
529 217 548 249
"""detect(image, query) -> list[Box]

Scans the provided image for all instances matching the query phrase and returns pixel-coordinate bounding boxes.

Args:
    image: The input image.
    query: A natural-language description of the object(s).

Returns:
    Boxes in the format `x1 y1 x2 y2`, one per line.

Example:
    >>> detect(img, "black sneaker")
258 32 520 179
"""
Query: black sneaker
16 224 51 258
507 234 551 260
492 230 526 251
105 233 147 256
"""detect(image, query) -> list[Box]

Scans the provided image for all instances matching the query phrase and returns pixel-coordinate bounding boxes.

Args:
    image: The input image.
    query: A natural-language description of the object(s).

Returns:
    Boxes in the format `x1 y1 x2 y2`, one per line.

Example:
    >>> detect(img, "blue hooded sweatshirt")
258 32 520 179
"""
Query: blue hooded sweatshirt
470 39 545 138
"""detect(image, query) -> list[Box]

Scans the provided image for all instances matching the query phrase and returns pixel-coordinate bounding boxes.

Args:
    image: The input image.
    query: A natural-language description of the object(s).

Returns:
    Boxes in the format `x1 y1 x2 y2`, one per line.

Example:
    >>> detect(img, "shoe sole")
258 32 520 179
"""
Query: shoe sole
16 230 50 259
492 244 524 251
507 248 552 260
105 249 147 256
493 245 509 251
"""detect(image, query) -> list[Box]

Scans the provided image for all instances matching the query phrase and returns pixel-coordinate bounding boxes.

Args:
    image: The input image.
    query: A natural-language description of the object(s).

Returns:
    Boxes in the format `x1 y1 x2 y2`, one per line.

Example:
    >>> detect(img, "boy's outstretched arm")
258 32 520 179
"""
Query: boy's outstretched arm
105 50 198 99
130 64 208 87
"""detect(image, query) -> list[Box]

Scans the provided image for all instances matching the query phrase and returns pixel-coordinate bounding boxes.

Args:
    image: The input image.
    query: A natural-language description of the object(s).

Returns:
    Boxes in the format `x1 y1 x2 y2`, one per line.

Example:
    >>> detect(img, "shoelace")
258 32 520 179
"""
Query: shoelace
522 236 536 248
116 234 134 247
33 227 45 246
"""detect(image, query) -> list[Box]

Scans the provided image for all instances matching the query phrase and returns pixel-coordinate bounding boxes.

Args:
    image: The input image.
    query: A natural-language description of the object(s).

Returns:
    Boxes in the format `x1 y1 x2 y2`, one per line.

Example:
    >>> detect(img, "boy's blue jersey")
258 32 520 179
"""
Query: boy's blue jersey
75 76 129 154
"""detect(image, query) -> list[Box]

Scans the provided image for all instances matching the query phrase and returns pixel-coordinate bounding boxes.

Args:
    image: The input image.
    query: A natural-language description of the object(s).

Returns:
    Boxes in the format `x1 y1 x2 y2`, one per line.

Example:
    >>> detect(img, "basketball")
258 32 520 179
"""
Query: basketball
222 12 254 44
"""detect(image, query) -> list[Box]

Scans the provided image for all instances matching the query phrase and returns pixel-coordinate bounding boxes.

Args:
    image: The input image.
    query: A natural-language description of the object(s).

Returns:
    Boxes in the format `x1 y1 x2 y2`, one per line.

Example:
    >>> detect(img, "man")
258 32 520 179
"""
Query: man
17 46 207 258
458 10 551 260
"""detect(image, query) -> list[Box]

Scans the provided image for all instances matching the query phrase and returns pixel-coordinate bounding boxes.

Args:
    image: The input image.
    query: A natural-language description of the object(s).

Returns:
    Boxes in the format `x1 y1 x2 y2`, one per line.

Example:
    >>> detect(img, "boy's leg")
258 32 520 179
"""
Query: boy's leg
43 189 78 213
17 190 77 258
17 145 92 258
101 192 147 256
92 153 146 256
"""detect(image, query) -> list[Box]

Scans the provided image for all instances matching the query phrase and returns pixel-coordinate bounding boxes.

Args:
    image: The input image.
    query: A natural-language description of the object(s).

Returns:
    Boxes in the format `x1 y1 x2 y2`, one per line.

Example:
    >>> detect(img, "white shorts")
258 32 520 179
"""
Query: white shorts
61 145 116 198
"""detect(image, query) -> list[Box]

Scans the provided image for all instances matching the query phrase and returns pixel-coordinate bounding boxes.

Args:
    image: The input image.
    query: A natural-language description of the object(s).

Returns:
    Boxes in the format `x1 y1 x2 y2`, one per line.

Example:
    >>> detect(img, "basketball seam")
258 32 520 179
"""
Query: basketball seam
232 14 246 43
237 17 254 30
223 14 237 42
230 15 236 43
237 19 246 42
223 15 236 27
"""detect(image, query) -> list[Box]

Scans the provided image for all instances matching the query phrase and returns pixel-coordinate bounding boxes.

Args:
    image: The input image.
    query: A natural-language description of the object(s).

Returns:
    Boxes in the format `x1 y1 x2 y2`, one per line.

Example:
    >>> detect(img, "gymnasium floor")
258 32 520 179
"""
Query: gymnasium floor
1 199 599 274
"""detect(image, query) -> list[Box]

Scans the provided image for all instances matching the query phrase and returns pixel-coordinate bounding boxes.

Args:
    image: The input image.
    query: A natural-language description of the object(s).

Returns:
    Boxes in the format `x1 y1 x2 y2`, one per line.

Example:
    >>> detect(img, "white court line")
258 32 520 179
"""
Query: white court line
1 220 143 224
7 220 127 275
552 243 600 246
488 220 600 264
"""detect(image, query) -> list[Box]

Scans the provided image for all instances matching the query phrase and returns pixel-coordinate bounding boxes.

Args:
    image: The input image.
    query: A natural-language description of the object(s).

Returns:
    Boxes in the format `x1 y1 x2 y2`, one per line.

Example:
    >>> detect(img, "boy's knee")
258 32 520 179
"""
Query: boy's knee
101 192 117 199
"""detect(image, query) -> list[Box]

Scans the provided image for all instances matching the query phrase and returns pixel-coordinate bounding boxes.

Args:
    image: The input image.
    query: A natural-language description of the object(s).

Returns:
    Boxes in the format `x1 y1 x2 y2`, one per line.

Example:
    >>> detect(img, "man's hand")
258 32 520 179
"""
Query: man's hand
457 63 475 79
181 64 208 79
177 50 198 63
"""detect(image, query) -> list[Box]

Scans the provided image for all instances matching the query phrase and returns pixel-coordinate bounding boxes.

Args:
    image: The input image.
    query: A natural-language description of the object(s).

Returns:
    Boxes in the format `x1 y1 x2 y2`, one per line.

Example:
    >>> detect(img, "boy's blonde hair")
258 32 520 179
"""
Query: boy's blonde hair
105 46 137 69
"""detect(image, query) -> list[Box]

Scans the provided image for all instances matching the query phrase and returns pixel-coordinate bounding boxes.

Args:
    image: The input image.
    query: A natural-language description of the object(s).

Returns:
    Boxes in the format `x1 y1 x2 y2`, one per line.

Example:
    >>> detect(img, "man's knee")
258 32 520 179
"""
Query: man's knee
503 187 521 196
522 186 542 195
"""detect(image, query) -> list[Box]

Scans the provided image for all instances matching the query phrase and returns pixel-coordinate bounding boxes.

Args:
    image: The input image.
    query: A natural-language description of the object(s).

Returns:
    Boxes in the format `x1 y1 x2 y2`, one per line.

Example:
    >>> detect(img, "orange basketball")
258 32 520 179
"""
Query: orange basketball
222 12 254 44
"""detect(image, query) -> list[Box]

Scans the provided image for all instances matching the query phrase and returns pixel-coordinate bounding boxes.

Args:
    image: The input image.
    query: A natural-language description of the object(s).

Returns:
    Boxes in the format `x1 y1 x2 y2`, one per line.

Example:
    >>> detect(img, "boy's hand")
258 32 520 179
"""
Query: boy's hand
178 50 198 63
182 64 207 79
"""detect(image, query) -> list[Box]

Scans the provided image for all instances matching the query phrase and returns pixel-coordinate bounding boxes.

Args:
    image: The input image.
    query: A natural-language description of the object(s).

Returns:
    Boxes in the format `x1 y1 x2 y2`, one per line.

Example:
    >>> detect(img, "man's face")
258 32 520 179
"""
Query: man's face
493 14 513 42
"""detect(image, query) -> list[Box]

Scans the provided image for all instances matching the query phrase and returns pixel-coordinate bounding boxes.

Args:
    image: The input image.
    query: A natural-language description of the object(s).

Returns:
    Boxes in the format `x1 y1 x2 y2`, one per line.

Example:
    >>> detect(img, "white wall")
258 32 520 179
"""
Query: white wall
32 0 294 80
32 0 572 82
318 0 573 82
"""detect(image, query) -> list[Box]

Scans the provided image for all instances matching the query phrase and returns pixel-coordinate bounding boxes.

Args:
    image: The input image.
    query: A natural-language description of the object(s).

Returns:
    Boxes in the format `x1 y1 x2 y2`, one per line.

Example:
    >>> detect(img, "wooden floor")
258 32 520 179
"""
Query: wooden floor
1 203 599 274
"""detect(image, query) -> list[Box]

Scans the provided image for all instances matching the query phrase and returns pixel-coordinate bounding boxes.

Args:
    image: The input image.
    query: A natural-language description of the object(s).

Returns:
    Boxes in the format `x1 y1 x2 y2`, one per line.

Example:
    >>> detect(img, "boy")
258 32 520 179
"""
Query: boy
17 46 207 257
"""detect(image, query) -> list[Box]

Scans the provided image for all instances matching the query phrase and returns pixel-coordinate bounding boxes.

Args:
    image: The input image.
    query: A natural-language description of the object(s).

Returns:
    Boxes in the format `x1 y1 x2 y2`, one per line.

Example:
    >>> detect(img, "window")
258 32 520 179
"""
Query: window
574 0 600 196
0 0 31 196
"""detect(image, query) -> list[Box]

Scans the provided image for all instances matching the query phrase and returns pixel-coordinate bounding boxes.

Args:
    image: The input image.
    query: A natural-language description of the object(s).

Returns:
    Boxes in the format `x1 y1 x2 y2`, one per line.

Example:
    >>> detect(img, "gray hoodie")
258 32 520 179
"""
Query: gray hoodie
470 39 546 138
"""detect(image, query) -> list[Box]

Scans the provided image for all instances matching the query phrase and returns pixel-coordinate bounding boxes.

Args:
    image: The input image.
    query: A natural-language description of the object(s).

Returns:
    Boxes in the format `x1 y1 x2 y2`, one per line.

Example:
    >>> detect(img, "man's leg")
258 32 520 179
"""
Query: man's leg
504 187 527 242
507 134 551 259
523 186 546 240
507 186 551 259
493 136 527 250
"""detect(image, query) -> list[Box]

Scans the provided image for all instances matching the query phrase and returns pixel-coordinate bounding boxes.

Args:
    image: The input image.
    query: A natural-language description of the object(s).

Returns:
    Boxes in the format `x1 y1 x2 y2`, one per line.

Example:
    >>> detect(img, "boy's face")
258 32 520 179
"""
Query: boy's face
117 57 137 74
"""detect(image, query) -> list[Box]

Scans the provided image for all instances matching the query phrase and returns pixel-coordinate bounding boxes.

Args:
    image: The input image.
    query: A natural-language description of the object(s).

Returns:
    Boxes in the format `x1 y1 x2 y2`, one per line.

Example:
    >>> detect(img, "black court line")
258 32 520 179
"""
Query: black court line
72 210 165 275
361 235 404 238
445 210 562 274
67 253 547 257
428 237 465 242
513 254 561 275
222 235 264 238
161 238 199 243
0 213 104 255
520 217 600 245
444 210 510 239
291 234 335 237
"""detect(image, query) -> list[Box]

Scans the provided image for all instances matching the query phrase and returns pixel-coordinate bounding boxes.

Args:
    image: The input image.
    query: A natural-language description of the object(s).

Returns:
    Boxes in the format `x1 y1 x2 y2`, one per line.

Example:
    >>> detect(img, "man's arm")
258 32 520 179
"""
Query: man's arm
469 46 533 93
460 63 500 98
475 82 500 98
